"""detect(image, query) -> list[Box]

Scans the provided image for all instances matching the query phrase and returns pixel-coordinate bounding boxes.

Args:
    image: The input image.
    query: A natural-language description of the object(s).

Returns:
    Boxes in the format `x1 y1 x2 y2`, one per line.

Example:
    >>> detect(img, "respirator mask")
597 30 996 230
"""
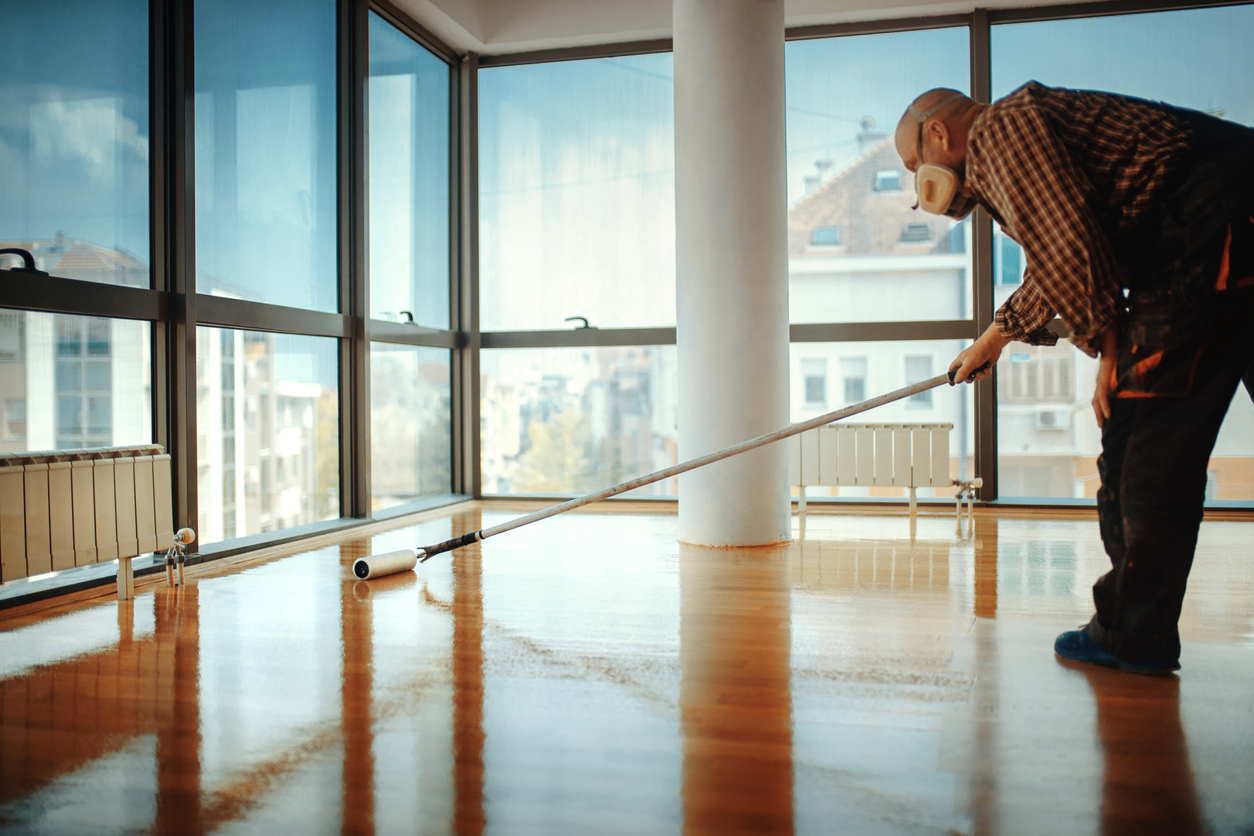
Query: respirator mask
909 92 978 220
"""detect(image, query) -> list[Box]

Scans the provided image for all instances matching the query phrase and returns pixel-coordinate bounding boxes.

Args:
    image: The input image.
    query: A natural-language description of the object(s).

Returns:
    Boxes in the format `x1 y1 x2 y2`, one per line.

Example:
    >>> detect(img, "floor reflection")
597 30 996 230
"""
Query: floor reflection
1069 664 1204 836
341 540 375 836
973 516 998 620
680 543 793 835
452 532 486 836
155 585 202 836
970 517 997 836
791 536 952 593
0 586 202 834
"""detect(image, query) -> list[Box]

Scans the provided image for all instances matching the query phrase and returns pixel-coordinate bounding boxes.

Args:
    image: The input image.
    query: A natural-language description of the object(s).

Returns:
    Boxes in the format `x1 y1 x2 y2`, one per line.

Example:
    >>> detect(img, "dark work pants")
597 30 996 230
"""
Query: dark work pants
1089 289 1254 665
1088 110 1254 665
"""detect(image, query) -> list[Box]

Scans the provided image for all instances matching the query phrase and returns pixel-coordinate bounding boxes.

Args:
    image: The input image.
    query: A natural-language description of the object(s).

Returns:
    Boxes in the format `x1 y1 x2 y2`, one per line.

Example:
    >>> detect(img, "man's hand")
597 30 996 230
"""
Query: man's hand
1092 324 1118 428
949 323 1010 385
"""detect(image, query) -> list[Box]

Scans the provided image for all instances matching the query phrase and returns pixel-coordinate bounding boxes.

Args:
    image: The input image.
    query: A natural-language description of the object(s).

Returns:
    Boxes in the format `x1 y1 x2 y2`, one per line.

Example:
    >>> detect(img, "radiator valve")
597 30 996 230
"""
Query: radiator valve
165 528 197 587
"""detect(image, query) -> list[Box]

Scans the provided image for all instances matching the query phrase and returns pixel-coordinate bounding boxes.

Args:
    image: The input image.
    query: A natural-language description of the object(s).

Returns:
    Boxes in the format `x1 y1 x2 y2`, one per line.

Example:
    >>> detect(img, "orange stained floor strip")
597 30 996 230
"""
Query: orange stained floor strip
0 503 1252 835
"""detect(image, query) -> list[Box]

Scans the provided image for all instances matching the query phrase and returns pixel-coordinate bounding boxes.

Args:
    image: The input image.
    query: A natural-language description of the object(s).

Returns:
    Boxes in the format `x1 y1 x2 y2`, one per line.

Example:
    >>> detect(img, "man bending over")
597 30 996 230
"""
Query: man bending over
895 82 1254 674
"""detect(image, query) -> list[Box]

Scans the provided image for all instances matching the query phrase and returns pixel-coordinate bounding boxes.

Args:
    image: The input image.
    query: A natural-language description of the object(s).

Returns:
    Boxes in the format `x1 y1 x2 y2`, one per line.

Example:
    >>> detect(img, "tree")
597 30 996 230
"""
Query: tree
511 409 596 493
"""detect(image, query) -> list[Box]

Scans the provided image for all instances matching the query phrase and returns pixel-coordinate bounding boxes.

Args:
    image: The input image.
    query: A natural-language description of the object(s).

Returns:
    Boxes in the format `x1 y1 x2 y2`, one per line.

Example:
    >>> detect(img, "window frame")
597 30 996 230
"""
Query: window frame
801 357 829 408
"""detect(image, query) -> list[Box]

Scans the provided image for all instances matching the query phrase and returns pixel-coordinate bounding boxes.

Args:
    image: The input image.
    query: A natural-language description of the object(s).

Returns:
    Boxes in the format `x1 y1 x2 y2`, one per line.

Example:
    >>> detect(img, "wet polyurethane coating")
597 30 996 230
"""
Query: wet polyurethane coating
1 503 1252 834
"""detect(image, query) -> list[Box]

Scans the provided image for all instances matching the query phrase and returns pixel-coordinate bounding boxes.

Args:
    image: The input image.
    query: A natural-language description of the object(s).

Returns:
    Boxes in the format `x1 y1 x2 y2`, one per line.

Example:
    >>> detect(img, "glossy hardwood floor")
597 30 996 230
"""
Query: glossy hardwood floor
1 503 1252 835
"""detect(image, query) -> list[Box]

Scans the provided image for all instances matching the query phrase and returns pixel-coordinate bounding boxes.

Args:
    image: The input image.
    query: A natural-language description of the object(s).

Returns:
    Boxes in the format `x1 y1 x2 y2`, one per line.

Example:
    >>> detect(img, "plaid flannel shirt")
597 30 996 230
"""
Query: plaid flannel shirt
966 82 1190 356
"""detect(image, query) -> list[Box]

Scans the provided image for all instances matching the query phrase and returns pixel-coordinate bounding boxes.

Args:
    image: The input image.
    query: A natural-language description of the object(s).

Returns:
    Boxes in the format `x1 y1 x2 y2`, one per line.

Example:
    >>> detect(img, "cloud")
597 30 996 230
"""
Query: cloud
29 96 149 186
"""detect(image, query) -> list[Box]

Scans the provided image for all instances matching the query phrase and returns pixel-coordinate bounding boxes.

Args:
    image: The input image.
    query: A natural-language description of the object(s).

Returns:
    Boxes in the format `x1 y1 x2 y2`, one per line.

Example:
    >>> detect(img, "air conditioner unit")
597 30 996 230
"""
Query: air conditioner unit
1035 408 1071 430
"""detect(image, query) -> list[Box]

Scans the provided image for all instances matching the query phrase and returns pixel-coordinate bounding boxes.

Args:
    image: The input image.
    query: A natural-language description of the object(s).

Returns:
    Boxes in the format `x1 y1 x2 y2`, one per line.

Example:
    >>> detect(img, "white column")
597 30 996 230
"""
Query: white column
674 0 791 547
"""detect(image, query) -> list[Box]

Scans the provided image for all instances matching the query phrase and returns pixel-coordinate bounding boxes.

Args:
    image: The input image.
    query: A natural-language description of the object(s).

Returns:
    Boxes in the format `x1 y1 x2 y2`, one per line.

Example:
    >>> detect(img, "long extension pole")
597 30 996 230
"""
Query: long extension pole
411 370 966 564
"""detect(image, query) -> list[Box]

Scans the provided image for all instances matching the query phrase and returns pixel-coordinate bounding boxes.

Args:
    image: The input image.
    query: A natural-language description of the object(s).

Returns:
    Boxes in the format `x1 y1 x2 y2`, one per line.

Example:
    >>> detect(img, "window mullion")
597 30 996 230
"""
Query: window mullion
970 8 999 501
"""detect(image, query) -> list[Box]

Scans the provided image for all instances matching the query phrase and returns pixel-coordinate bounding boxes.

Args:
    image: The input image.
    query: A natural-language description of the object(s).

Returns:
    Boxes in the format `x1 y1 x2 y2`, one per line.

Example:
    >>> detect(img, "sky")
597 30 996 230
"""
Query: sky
991 5 1254 121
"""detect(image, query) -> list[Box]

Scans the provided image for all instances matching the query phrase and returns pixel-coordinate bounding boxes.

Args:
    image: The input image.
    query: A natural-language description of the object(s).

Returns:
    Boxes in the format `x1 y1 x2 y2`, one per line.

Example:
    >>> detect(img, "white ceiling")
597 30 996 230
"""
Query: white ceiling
392 0 1091 55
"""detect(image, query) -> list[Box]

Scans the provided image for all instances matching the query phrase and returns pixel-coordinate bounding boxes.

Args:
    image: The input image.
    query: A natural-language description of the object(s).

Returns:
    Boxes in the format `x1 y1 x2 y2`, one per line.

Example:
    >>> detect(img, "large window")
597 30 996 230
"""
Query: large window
368 12 451 328
367 14 457 512
190 0 359 548
196 329 339 545
478 55 676 331
195 0 338 312
991 5 1254 500
477 54 677 498
0 0 150 287
781 28 973 503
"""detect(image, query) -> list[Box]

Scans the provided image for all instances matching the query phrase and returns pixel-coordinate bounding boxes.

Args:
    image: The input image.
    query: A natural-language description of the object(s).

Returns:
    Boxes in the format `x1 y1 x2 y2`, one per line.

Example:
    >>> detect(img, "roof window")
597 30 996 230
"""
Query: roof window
874 169 902 191
809 226 842 246
900 222 931 242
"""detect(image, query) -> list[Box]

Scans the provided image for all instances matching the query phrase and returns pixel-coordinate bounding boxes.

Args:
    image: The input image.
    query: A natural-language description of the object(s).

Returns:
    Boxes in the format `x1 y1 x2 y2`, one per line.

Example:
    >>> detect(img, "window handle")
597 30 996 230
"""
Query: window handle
564 316 594 330
399 311 414 323
0 248 49 276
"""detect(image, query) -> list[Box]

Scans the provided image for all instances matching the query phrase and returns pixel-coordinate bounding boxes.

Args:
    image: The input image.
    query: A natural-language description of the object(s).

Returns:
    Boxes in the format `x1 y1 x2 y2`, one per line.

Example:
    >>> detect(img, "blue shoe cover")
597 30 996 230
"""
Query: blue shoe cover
1054 626 1180 675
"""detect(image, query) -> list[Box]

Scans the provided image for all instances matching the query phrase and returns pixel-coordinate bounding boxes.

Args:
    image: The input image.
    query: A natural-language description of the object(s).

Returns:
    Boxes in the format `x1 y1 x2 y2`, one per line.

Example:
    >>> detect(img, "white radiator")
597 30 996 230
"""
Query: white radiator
789 423 953 514
0 445 176 598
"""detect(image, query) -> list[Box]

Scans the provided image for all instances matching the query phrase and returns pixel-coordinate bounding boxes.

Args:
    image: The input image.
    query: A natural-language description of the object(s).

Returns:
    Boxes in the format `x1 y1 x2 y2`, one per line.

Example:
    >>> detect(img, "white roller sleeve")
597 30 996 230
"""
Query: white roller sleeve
353 548 419 580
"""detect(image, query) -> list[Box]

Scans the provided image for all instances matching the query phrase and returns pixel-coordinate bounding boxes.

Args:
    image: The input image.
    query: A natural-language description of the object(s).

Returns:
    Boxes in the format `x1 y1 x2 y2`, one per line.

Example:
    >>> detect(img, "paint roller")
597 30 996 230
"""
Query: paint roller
352 364 989 580
353 548 420 580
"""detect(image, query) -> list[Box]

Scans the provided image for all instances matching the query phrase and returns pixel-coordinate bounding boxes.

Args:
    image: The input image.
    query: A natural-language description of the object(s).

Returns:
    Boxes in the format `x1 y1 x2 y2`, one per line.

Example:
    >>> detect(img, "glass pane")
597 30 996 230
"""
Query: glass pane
370 343 452 510
368 13 451 328
995 338 1101 499
86 396 111 436
0 0 150 287
57 396 81 438
789 340 975 499
195 0 337 311
56 362 79 392
479 55 676 330
84 360 111 391
904 355 934 408
196 328 339 545
0 312 151 453
481 346 678 495
992 6 1254 499
785 29 972 324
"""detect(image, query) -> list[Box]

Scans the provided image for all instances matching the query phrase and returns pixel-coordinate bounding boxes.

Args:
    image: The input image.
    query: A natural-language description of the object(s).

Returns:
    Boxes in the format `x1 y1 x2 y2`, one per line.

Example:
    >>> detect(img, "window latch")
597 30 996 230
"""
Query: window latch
0 248 49 276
